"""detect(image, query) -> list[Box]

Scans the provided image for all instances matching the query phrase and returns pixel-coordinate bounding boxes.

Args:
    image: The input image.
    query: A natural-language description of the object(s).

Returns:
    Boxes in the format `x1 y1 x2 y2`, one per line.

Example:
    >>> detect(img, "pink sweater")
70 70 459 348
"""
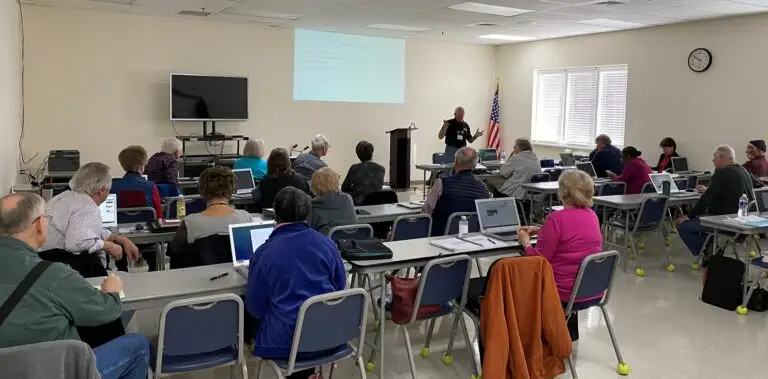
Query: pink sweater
610 157 652 194
524 207 603 302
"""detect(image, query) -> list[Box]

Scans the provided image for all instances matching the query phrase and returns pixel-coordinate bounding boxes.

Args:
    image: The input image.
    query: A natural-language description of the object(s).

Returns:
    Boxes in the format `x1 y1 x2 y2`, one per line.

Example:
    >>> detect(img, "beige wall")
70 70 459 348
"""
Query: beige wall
497 14 768 170
20 6 496 181
0 1 21 193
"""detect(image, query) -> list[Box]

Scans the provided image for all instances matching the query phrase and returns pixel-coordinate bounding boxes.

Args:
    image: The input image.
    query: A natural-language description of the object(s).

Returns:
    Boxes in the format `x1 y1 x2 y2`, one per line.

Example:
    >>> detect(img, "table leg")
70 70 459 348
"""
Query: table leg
155 242 164 271
379 273 386 379
528 192 535 225
423 170 427 199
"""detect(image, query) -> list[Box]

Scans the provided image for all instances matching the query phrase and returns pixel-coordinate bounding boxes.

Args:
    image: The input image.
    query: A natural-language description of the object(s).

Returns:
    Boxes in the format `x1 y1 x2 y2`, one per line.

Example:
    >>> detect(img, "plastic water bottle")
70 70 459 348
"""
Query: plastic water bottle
176 195 186 219
738 194 749 218
500 151 507 163
458 216 469 237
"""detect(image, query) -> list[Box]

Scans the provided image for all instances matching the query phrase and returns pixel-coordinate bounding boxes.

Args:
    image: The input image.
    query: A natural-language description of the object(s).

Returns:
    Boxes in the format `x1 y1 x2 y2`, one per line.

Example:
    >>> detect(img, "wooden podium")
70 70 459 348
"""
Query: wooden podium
386 127 416 190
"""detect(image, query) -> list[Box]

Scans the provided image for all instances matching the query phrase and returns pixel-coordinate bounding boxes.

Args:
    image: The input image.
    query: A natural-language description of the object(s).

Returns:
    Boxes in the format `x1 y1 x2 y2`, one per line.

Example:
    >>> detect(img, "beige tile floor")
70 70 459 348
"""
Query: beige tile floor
135 188 768 378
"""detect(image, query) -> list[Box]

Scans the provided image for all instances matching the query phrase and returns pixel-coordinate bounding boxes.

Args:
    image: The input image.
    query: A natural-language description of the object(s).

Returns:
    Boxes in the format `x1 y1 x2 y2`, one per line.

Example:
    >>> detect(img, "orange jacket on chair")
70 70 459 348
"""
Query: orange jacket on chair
480 256 572 379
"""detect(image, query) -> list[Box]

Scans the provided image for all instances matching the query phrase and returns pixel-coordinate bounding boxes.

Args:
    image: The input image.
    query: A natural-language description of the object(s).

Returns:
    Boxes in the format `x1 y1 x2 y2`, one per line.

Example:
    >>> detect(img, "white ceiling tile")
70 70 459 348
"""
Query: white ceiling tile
23 0 130 11
211 12 293 25
130 0 241 14
730 0 768 7
686 0 767 13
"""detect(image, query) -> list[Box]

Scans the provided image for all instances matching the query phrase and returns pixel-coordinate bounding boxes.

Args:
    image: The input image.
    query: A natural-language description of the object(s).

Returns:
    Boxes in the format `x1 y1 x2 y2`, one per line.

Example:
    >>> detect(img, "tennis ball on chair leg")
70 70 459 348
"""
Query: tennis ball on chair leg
617 363 631 376
420 347 430 357
635 268 645 277
737 306 748 315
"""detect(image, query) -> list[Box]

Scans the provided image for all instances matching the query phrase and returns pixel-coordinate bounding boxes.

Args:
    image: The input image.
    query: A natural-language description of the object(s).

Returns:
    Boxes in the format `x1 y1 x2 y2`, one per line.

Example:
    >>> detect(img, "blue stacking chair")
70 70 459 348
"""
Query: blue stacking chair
165 196 207 219
593 182 626 224
640 182 657 194
117 207 157 224
564 251 629 378
152 293 247 378
256 288 370 379
444 212 480 235
367 255 476 379
605 196 669 275
390 214 432 241
328 224 374 242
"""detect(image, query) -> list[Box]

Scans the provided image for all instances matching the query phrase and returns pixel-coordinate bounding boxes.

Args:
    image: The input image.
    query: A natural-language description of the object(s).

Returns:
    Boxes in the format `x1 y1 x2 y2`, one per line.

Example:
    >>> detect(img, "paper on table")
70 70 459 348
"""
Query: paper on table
429 237 482 252
93 285 125 299
461 235 504 248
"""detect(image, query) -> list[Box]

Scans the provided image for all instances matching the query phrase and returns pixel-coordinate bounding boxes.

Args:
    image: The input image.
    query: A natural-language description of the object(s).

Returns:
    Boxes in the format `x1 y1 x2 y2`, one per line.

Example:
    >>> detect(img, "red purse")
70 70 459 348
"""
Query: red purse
390 276 442 324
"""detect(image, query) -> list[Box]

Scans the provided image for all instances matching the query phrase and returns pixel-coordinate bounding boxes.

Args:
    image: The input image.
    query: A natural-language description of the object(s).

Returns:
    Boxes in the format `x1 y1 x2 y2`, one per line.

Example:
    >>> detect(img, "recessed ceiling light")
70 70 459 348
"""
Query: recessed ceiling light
223 9 303 20
478 34 536 41
366 24 432 32
577 18 645 29
449 2 532 17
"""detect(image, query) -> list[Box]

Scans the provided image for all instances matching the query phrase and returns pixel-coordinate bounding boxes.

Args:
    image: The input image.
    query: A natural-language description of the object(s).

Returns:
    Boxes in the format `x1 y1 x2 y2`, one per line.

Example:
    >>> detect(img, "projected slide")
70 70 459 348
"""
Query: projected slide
293 29 406 104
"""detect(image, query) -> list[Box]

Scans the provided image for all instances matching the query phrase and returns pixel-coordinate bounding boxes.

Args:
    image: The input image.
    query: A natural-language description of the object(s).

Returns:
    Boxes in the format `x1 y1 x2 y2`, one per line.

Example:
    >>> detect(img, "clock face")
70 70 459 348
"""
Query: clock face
688 48 712 72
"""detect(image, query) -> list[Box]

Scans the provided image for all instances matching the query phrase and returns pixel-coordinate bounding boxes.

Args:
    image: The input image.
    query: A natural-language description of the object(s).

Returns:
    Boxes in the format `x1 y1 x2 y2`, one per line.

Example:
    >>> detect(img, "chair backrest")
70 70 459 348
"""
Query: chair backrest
547 168 563 182
633 196 668 231
360 190 398 206
117 207 157 223
674 178 688 191
411 255 472 323
432 153 453 165
444 212 480 235
530 173 550 183
640 182 657 194
0 340 99 379
565 251 620 314
166 196 207 219
156 294 244 374
684 175 698 190
539 159 555 168
391 214 432 241
287 288 369 374
598 182 626 196
328 224 374 241
193 234 234 267
117 190 146 208
156 183 181 198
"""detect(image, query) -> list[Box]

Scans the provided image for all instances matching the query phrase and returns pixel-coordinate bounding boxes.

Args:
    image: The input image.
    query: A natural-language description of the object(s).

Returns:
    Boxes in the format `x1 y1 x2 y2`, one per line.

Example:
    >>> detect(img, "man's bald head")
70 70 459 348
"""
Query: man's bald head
0 193 46 237
454 146 479 171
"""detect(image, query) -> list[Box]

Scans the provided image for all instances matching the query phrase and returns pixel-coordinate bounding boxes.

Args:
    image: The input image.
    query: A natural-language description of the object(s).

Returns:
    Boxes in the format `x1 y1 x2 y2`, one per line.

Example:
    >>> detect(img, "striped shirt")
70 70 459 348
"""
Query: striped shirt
41 191 112 268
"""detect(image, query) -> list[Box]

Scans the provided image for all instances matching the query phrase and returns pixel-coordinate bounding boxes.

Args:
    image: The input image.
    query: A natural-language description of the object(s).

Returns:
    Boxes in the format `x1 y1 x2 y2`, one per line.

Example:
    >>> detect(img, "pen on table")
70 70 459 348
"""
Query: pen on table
209 272 229 281
485 238 497 245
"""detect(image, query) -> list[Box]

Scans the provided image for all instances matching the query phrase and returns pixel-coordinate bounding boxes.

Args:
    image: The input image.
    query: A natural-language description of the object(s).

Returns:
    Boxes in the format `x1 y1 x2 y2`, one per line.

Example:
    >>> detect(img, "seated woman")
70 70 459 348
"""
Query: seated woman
110 145 163 217
743 140 768 179
307 168 358 235
246 187 346 379
169 166 251 268
654 137 679 173
234 138 268 181
607 146 651 194
341 141 385 205
516 170 603 342
254 148 311 212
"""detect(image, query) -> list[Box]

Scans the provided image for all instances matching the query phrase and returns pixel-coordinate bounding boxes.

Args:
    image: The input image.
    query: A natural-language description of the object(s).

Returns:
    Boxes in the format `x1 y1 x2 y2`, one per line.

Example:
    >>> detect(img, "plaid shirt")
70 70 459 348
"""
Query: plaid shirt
41 190 111 267
146 152 179 184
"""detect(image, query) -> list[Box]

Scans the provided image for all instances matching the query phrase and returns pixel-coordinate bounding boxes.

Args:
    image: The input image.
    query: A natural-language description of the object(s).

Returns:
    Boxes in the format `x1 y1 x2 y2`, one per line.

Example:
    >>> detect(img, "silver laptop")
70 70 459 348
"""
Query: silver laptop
575 162 610 183
99 194 118 228
648 173 691 197
559 153 576 166
232 168 256 196
229 221 274 277
475 198 520 242
478 148 499 164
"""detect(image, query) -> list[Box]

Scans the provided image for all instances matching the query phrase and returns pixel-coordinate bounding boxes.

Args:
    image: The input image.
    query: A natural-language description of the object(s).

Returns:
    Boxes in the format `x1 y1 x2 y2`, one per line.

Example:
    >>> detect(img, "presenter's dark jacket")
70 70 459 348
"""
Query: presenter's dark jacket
444 119 472 149
688 164 753 219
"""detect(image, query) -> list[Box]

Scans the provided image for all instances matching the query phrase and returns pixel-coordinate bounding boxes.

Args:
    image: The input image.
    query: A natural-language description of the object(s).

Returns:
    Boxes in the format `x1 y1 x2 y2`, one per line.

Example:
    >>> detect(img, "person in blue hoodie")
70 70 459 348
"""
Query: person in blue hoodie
588 134 623 178
245 186 346 379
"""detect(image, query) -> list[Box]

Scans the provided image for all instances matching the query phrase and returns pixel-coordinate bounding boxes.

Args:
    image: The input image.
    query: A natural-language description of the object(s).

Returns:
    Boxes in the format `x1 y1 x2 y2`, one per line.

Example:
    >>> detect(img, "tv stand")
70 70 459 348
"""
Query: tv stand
202 121 219 136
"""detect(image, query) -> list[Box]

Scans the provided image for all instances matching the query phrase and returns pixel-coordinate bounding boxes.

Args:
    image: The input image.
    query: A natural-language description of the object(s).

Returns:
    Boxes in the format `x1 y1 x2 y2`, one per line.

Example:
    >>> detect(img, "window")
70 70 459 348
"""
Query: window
532 65 628 148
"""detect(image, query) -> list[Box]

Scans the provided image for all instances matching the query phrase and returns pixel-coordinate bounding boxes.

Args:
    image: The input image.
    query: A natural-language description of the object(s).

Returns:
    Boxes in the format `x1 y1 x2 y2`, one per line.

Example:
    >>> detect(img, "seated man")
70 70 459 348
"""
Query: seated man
0 192 150 379
246 187 346 379
589 134 623 178
497 138 542 198
110 145 163 218
293 134 330 179
146 138 182 192
677 145 753 256
341 141 385 205
40 163 139 277
423 146 490 236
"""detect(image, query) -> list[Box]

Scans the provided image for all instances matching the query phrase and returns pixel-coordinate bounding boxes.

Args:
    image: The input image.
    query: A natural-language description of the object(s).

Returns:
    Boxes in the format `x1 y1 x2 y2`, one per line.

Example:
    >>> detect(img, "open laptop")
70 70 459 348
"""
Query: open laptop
475 198 520 242
99 194 118 228
478 148 499 163
575 162 610 183
671 157 699 174
648 173 691 197
232 168 256 196
559 153 576 166
229 222 275 278
754 188 768 213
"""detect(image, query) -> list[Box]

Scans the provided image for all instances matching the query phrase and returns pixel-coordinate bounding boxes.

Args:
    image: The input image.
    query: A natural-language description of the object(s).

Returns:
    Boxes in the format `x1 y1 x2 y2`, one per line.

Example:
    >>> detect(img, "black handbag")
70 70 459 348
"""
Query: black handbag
701 255 744 311
336 238 393 261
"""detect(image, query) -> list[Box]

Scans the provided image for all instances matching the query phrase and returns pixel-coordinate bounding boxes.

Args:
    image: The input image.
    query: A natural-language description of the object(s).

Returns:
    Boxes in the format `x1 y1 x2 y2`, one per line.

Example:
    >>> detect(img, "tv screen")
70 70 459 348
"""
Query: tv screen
170 74 248 121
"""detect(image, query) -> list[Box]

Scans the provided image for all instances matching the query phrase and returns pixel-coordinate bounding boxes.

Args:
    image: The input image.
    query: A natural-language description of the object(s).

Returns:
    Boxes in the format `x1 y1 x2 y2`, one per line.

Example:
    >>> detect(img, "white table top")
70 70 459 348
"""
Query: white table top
356 204 422 223
592 193 700 210
520 182 560 193
87 264 246 311
415 163 453 171
699 213 768 235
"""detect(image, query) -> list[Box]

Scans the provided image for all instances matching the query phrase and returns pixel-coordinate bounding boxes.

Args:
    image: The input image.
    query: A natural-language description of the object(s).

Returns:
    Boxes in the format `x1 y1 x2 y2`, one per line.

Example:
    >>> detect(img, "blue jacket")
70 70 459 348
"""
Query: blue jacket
589 144 623 178
245 222 346 358
432 170 489 236
110 172 162 218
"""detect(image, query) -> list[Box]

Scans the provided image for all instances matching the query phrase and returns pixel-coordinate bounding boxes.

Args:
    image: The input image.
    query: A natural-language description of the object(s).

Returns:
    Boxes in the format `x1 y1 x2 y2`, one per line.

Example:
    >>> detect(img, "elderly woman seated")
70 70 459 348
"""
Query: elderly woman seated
169 166 252 268
254 148 312 212
234 138 268 181
307 168 358 235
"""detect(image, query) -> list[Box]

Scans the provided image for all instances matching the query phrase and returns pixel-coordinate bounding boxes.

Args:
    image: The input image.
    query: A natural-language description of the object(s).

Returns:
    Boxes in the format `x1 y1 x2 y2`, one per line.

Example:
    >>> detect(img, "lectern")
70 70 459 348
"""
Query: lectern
386 127 417 190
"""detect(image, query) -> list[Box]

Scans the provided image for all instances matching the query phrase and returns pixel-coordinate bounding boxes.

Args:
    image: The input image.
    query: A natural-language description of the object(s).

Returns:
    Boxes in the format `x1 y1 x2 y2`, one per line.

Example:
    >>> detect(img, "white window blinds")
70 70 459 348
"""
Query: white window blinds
532 65 628 148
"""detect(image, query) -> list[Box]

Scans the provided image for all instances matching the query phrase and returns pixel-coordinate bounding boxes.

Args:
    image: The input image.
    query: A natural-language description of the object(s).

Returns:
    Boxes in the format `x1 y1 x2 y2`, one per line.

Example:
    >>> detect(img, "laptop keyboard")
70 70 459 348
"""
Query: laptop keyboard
494 231 517 237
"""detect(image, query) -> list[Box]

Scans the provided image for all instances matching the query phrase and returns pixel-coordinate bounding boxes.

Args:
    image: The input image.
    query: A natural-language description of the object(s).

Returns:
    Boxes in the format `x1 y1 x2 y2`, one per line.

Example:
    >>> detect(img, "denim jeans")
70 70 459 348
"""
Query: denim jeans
677 217 714 256
93 333 150 379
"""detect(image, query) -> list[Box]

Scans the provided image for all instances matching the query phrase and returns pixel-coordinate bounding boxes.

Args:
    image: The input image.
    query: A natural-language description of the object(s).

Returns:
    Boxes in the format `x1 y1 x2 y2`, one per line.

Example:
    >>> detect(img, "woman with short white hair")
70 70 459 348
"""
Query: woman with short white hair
147 138 182 185
234 138 267 180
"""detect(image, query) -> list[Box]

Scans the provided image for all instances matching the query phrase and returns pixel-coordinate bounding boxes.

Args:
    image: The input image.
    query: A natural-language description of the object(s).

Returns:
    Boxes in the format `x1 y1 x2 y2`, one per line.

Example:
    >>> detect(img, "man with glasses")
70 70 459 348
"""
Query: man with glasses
0 193 149 379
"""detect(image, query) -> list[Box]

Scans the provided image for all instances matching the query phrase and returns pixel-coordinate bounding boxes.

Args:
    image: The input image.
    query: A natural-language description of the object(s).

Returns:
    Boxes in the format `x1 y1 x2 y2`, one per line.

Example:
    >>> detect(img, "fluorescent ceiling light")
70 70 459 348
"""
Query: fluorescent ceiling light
223 9 302 20
478 34 536 41
366 24 432 32
449 2 532 17
577 18 645 29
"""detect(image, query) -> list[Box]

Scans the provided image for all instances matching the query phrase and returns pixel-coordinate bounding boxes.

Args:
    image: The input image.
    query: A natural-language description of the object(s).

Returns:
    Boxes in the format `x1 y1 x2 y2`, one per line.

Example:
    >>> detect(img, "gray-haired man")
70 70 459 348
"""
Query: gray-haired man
293 134 330 178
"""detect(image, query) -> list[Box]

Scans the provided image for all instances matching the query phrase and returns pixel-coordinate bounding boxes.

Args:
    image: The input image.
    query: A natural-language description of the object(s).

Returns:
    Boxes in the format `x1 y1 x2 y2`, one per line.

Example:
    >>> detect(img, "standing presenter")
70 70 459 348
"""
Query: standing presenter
438 106 484 158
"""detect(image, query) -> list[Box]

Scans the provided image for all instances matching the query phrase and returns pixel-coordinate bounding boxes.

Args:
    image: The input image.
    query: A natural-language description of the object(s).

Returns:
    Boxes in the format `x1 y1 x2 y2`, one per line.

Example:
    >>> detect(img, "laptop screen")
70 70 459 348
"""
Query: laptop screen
233 168 255 193
478 148 498 162
100 194 118 228
755 189 768 213
475 198 520 230
648 173 680 194
576 162 597 177
672 157 688 173
559 153 575 166
229 222 274 265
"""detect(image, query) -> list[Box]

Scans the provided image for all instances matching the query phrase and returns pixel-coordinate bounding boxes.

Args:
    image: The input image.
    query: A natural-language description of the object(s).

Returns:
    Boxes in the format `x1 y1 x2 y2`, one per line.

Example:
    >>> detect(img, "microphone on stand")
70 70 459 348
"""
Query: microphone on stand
302 146 309 151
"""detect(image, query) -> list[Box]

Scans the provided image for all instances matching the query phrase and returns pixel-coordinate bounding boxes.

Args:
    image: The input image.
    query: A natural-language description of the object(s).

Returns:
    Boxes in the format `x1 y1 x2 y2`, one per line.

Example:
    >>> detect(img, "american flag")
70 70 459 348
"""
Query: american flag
487 84 501 156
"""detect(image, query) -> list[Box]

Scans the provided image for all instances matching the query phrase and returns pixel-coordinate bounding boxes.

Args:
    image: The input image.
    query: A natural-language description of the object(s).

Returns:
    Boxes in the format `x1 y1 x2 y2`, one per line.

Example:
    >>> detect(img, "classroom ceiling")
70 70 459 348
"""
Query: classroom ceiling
19 0 768 44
